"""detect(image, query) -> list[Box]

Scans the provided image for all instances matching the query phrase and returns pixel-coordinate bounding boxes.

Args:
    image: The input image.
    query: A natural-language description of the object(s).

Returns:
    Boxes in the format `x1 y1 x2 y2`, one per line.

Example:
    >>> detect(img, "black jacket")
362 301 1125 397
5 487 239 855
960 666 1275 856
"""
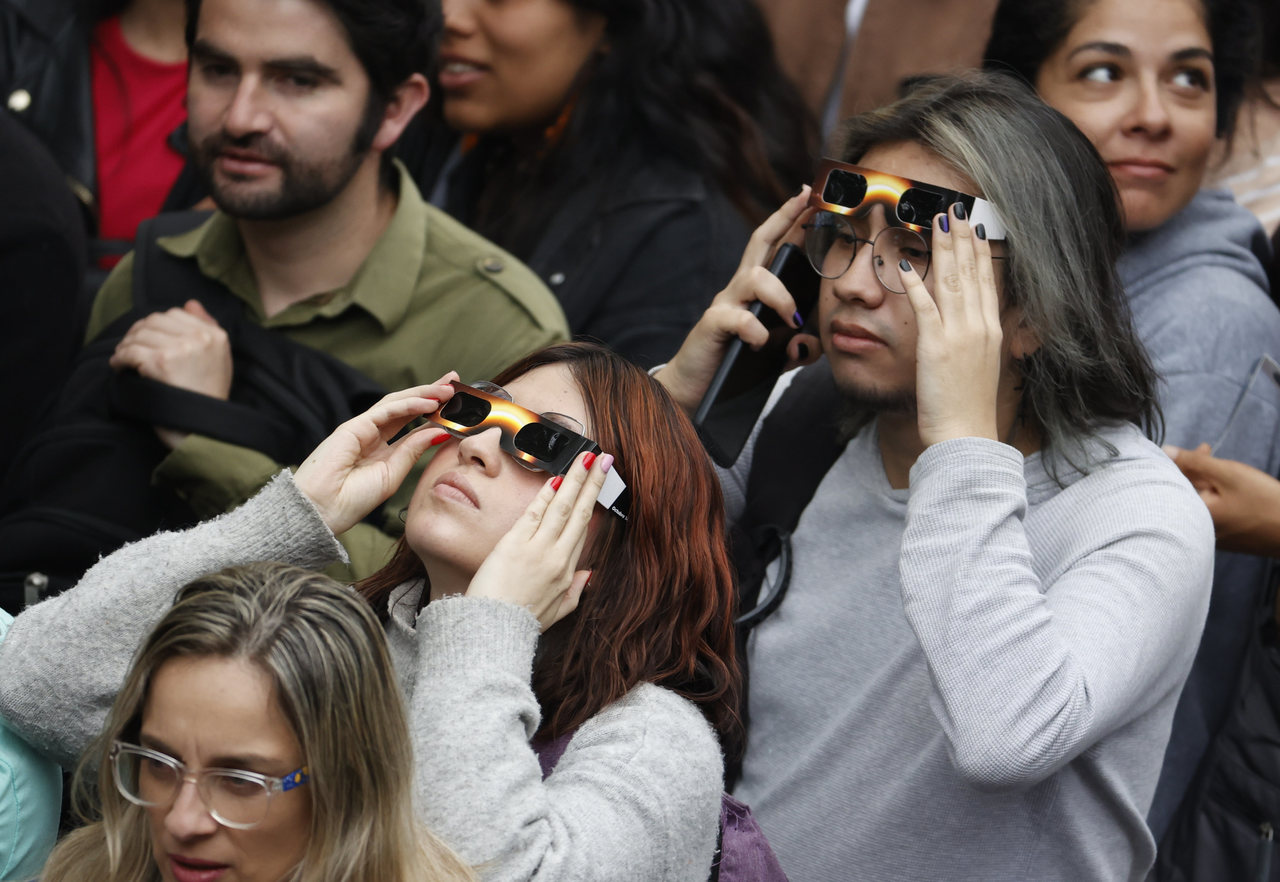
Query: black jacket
402 125 752 368
0 0 204 239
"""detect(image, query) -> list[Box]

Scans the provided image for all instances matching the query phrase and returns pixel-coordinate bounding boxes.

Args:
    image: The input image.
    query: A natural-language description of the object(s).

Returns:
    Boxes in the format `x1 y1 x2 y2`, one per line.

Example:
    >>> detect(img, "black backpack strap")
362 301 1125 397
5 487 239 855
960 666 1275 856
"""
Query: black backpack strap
730 360 846 627
725 360 845 789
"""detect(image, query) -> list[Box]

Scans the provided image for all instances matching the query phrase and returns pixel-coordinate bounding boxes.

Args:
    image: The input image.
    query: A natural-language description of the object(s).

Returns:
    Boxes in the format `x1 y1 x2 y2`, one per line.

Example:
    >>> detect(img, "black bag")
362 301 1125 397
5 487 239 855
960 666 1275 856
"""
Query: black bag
0 212 385 613
1152 563 1280 882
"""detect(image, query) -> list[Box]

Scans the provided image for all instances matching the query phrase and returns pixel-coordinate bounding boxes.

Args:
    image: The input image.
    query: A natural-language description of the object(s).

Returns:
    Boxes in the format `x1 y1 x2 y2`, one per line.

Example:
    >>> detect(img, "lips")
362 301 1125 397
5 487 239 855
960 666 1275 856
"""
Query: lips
1107 157 1175 180
827 317 888 356
433 473 479 508
168 855 230 882
437 54 488 90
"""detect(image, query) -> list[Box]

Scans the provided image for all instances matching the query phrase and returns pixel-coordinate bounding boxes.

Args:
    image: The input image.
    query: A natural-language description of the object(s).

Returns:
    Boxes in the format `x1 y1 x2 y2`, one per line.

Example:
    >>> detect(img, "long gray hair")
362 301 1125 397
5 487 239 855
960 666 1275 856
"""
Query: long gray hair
42 562 475 882
834 71 1162 475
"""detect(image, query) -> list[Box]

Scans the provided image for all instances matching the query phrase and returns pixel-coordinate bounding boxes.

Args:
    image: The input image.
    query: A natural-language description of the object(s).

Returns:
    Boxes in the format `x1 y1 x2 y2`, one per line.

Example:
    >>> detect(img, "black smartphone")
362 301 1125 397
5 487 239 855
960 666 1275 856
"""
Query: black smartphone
692 243 821 467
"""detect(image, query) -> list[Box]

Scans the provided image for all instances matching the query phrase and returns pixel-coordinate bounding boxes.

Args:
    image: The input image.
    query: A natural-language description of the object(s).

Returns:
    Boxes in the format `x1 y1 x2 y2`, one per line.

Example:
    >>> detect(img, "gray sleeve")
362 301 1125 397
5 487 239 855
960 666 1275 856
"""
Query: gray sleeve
0 472 346 768
408 596 722 882
899 438 1215 790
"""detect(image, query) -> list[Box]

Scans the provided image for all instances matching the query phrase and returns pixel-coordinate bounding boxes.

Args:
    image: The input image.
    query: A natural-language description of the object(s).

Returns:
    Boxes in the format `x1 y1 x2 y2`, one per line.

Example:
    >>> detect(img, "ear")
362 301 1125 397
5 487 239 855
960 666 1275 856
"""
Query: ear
371 73 430 154
1001 307 1041 360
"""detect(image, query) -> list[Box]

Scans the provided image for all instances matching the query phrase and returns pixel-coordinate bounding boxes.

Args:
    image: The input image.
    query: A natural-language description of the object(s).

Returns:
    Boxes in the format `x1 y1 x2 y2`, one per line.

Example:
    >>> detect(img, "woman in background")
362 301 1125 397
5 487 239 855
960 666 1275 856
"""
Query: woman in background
402 0 817 367
986 0 1280 838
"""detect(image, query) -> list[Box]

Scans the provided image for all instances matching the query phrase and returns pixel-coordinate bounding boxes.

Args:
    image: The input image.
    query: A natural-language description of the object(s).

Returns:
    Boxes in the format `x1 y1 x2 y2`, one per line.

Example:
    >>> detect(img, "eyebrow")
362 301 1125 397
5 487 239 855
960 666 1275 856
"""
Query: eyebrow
190 38 342 83
139 733 286 772
1066 41 1214 64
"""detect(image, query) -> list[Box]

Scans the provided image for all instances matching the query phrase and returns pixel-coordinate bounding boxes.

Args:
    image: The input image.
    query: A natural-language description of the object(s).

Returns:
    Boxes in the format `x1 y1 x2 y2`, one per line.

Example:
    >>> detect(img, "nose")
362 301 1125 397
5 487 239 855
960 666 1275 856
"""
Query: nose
163 778 219 841
829 236 888 308
1124 75 1172 138
222 77 271 139
455 427 504 475
441 0 476 35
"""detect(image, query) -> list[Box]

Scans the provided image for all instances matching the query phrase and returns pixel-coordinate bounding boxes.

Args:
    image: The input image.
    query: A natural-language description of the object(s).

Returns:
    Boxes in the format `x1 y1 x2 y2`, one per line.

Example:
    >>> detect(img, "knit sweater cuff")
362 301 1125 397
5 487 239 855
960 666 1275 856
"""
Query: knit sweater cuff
235 471 349 569
909 437 1024 493
415 595 540 678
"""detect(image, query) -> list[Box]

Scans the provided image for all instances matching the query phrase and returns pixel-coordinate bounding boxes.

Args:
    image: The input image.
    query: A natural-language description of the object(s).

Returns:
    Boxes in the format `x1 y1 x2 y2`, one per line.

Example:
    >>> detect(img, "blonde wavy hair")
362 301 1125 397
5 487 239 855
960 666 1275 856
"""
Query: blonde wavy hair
41 562 475 882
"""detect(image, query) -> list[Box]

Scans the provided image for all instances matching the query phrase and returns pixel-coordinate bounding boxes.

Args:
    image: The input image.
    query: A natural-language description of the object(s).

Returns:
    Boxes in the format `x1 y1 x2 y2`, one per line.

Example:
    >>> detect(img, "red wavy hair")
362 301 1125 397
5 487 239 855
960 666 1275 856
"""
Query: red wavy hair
355 342 744 758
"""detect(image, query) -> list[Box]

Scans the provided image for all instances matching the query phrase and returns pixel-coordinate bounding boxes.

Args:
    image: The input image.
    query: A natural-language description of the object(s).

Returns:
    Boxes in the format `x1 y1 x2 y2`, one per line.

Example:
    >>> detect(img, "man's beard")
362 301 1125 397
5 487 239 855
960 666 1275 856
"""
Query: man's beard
832 376 916 443
190 98 385 221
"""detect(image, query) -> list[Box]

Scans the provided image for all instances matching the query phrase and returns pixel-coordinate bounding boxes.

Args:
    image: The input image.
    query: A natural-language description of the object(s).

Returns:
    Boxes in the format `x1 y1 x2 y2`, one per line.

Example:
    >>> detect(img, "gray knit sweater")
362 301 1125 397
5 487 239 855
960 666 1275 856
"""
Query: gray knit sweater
0 474 723 882
728 416 1215 881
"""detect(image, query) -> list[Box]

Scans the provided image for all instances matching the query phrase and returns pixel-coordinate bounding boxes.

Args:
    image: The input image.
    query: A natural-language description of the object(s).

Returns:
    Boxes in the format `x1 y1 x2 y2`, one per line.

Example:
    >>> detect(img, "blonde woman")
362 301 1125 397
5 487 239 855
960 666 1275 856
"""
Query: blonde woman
40 562 475 882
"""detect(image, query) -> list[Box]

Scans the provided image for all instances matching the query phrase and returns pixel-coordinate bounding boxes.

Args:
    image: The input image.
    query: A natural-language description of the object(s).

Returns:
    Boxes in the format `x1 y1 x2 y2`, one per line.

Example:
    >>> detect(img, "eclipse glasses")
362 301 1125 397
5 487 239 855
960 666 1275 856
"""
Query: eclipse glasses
809 158 1008 240
428 381 630 521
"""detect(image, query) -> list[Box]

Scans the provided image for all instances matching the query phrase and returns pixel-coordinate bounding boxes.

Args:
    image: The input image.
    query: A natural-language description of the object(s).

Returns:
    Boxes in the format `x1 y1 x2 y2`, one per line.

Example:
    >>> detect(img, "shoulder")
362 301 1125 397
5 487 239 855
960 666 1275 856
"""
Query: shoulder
1120 190 1271 296
417 200 565 332
573 683 722 776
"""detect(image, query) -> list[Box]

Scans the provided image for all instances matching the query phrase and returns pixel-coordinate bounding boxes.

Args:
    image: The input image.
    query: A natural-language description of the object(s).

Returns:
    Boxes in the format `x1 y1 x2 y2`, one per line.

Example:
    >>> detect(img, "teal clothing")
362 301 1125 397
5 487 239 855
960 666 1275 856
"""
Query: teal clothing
0 610 60 881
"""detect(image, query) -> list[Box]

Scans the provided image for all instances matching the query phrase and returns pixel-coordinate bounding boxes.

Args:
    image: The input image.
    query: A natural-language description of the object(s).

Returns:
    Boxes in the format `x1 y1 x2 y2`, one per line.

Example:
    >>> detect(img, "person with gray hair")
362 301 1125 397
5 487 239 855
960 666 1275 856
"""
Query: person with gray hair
656 71 1215 880
38 561 476 882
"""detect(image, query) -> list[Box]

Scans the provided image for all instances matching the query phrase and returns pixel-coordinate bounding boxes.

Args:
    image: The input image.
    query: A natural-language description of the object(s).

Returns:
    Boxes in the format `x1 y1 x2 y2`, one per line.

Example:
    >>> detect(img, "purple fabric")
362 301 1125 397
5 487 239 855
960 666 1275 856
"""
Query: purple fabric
531 729 790 881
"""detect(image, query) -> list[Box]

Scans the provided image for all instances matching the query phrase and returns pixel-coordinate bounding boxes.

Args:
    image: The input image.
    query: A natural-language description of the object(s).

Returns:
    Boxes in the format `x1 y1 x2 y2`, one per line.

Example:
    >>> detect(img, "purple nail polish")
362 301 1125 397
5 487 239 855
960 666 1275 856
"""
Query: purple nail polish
599 454 614 473
939 213 949 234
792 311 803 327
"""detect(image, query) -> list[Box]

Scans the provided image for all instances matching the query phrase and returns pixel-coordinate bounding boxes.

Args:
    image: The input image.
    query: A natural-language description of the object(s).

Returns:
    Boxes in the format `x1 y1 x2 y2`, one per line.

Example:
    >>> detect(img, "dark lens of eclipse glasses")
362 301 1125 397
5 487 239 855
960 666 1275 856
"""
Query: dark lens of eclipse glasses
513 422 579 462
438 391 491 427
821 168 867 209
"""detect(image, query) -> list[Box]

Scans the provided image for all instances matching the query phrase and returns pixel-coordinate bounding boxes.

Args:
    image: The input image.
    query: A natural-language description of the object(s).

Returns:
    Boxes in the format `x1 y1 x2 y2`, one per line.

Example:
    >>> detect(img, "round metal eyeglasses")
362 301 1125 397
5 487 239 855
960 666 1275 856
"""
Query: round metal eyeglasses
803 211 931 293
111 741 310 830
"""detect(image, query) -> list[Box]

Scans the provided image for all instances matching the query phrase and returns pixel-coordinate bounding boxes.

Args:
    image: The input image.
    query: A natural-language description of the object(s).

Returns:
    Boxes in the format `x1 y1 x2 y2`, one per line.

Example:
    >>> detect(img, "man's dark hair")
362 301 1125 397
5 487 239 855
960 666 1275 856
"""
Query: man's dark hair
183 0 441 105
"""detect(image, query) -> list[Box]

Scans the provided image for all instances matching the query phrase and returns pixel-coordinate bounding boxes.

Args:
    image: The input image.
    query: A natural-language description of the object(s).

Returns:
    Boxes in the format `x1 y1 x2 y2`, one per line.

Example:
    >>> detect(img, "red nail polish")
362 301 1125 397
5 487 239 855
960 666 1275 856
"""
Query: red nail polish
430 434 449 447
551 475 563 491
582 452 597 470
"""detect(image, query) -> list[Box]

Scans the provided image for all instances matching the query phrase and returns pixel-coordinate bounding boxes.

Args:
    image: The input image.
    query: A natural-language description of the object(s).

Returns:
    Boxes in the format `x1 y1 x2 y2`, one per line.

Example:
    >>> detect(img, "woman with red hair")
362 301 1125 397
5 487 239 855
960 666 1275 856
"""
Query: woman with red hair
0 342 742 882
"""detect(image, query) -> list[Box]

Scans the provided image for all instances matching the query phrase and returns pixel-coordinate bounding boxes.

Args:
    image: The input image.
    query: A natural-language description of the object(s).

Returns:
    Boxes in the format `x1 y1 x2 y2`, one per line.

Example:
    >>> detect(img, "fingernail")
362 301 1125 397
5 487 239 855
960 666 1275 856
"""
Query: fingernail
899 258 913 272
551 475 564 491
792 311 803 327
975 223 986 240
582 452 597 470
797 342 810 360
938 213 949 234
953 201 966 220
430 434 449 447
599 454 614 473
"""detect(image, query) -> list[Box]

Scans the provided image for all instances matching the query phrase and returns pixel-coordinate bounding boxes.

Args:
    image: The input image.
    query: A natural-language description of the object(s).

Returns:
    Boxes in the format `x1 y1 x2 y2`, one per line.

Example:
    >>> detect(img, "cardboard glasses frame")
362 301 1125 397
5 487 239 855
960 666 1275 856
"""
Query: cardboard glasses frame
809 158 1009 240
428 381 630 521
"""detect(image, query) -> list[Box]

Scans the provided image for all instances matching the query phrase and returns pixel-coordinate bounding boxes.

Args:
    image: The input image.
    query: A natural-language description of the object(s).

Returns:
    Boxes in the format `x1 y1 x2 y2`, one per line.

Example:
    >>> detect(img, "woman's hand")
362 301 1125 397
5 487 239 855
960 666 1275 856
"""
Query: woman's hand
1165 443 1280 558
656 187 819 412
294 376 459 534
900 204 1003 447
466 451 611 631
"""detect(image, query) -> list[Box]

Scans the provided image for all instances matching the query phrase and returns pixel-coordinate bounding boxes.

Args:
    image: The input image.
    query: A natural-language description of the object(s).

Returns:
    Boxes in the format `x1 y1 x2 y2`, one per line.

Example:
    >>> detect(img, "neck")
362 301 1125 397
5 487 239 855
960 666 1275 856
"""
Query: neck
237 158 397 318
875 385 1040 490
119 0 188 64
425 564 472 605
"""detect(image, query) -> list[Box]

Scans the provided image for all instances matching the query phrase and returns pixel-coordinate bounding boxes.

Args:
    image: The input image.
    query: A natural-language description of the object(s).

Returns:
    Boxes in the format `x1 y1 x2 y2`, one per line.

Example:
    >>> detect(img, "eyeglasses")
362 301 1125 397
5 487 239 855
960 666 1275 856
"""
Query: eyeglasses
110 741 309 830
429 381 631 520
803 213 934 293
809 158 1008 240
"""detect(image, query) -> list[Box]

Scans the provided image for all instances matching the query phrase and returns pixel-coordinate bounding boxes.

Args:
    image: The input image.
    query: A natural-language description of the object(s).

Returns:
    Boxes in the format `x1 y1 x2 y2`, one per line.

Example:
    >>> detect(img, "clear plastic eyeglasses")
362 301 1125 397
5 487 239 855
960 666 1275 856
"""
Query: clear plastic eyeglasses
110 741 309 830
470 381 586 470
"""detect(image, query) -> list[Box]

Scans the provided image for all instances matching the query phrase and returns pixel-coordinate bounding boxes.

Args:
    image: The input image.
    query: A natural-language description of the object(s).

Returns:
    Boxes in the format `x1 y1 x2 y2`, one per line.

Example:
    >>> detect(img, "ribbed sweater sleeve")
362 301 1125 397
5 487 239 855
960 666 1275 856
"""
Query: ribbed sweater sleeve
408 595 722 882
0 473 345 768
900 438 1215 790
